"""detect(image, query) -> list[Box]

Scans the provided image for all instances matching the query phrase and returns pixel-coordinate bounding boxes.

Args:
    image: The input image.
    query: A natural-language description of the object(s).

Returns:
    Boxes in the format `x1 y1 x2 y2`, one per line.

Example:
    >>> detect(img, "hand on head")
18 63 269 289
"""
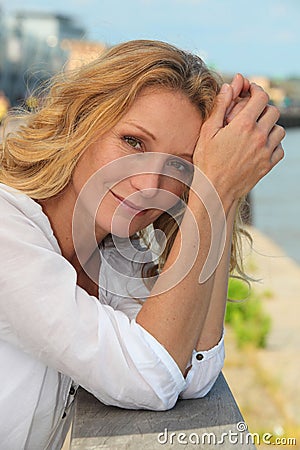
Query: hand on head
192 74 285 205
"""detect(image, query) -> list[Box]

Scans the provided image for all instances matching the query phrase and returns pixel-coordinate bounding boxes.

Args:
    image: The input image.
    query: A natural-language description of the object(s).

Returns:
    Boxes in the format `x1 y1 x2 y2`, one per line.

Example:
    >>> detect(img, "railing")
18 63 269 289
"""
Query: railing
70 373 256 449
278 108 300 127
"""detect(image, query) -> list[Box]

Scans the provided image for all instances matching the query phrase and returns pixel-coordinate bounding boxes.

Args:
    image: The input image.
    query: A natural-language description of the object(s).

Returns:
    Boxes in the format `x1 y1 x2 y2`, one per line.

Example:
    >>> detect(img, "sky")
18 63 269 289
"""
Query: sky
1 0 300 78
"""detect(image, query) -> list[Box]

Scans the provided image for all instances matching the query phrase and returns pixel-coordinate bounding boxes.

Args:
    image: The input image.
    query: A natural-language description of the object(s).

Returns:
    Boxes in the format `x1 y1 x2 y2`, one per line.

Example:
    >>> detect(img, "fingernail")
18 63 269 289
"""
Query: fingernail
220 83 230 93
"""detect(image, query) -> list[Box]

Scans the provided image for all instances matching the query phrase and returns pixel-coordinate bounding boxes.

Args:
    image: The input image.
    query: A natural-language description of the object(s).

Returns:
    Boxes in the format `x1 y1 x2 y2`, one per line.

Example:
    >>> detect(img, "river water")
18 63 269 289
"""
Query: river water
253 127 300 264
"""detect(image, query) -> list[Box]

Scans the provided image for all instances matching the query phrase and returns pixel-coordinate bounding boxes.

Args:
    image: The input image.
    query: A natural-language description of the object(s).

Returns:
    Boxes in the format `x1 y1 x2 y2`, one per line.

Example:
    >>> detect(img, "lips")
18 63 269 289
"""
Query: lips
110 190 146 214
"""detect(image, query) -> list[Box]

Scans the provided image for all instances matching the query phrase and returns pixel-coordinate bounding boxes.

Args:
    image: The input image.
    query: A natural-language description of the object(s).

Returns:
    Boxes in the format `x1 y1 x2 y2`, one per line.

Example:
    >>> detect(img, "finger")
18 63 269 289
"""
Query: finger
270 143 285 167
230 73 245 99
230 73 250 99
257 104 280 134
267 124 286 151
226 97 249 123
226 74 250 120
203 83 233 135
240 77 250 97
234 83 270 123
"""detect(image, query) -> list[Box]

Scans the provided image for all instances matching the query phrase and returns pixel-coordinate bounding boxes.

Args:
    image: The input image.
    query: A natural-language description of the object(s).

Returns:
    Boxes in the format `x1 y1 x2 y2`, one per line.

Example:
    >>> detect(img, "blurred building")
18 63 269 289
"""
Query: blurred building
61 39 107 71
0 10 86 106
249 76 286 107
0 90 10 122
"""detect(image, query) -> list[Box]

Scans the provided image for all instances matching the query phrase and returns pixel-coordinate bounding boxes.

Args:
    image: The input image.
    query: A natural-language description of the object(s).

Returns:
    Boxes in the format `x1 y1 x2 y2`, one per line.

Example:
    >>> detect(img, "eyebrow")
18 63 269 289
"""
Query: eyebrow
125 121 157 141
125 121 194 160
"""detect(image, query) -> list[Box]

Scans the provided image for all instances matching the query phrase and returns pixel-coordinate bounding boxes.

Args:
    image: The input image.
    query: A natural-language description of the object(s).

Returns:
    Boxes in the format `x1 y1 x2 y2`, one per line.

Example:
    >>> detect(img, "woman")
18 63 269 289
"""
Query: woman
0 40 284 449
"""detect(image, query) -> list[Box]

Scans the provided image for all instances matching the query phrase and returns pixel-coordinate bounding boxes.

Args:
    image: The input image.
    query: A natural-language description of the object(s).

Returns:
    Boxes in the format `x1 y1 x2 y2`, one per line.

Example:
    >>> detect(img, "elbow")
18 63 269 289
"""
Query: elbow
88 362 184 411
180 371 221 400
97 383 180 411
147 391 178 411
126 382 181 411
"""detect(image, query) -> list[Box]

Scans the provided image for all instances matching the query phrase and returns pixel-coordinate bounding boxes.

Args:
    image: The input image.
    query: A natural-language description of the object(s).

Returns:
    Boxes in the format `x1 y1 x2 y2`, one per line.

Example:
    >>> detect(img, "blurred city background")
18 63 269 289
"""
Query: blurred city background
0 0 299 446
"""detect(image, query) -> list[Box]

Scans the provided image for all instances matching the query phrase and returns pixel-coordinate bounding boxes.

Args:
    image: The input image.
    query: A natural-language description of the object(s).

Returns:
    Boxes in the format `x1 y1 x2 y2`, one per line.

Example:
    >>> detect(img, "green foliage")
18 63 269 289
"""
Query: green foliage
225 278 272 349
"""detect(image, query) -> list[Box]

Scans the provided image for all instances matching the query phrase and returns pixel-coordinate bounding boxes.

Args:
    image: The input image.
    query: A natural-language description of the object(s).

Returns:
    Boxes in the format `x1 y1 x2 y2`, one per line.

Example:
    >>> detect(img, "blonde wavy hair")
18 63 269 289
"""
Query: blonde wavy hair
0 39 248 279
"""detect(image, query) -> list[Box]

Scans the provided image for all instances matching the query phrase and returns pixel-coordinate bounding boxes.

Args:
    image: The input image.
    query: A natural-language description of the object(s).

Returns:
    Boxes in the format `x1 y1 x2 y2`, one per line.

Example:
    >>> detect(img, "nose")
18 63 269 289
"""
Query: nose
129 172 161 198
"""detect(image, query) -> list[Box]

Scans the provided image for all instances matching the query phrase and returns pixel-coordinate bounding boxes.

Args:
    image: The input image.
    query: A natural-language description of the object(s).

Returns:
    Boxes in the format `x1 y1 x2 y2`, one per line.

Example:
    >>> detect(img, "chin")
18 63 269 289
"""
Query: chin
110 223 142 238
105 217 136 238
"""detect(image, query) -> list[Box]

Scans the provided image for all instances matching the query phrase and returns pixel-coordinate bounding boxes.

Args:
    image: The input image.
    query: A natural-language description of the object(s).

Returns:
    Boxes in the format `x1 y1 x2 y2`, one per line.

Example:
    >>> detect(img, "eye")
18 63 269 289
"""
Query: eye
164 157 194 185
122 136 143 151
165 158 191 173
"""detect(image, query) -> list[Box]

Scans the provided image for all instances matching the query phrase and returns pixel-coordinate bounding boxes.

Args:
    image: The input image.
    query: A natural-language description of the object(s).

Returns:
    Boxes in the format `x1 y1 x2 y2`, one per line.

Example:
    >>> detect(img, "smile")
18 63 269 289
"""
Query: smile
110 190 147 215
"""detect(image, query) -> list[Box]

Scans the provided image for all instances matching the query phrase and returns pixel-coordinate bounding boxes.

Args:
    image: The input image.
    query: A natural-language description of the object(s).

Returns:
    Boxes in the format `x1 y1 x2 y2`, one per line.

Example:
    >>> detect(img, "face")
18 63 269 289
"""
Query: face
71 87 203 240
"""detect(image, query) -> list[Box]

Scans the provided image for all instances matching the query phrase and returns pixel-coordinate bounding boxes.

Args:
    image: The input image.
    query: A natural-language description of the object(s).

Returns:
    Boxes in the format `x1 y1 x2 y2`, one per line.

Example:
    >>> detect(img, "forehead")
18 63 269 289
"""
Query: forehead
119 87 203 157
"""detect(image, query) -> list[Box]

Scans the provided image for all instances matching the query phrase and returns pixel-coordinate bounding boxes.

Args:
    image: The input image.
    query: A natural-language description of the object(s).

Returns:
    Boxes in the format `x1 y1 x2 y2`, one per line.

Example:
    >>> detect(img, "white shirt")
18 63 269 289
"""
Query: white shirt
0 184 224 449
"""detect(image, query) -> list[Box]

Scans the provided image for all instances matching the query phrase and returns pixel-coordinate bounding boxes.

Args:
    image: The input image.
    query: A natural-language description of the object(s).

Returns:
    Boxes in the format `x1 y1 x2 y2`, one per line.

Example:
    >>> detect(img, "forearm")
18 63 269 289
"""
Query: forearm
195 201 238 350
136 183 231 374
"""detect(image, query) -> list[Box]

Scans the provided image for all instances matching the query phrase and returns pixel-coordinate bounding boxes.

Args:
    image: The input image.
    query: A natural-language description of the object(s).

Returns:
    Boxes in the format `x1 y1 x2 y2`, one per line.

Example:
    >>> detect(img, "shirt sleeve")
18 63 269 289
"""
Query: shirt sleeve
179 331 225 399
0 195 185 411
98 243 225 400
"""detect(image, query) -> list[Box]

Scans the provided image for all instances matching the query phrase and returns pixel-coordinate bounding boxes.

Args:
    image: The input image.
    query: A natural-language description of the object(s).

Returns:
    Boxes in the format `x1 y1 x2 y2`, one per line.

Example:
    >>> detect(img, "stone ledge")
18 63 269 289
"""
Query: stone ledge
70 373 256 449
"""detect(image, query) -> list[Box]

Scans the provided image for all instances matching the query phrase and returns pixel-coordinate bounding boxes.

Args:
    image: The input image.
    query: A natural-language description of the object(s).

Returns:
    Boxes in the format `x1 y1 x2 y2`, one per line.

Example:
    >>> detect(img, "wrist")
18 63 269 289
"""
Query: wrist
190 172 235 217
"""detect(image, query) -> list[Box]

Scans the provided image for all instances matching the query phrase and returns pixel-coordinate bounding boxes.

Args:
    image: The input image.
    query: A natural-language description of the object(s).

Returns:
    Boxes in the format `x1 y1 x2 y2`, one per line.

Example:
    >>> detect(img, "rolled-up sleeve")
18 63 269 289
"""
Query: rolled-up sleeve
179 331 225 399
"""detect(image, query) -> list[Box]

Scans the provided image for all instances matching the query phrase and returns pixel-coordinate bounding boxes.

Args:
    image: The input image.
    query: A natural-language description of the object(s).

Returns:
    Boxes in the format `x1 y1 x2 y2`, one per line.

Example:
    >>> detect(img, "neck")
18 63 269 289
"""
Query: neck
39 187 107 274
